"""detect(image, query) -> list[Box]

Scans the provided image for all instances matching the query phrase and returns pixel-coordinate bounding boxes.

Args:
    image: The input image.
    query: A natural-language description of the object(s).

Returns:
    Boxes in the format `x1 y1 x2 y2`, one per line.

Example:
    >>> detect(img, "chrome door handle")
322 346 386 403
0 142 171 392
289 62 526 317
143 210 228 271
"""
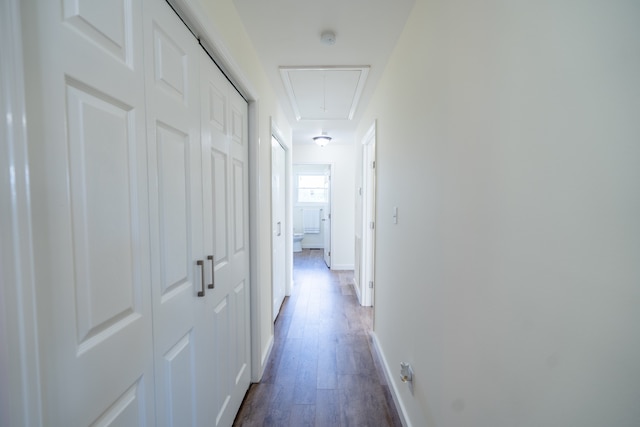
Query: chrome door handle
207 255 214 289
277 221 281 236
196 260 205 297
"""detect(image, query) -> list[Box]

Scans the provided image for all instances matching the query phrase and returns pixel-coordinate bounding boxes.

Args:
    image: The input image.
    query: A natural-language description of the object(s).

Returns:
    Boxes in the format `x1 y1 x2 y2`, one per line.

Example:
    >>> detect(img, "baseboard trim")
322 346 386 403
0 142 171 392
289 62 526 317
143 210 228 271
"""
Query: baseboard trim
354 278 363 305
261 335 274 367
370 332 412 427
330 263 354 271
254 334 274 382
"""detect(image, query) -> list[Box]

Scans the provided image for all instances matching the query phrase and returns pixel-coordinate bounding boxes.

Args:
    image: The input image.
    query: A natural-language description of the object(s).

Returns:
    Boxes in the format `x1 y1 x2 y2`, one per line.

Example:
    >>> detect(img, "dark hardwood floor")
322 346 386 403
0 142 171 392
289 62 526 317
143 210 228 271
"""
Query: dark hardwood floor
233 249 402 427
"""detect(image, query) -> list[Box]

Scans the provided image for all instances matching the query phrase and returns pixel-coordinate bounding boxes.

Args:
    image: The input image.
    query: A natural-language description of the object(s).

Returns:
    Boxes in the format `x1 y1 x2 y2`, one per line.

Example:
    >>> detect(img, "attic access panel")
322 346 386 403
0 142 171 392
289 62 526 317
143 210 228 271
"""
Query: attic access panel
280 66 370 121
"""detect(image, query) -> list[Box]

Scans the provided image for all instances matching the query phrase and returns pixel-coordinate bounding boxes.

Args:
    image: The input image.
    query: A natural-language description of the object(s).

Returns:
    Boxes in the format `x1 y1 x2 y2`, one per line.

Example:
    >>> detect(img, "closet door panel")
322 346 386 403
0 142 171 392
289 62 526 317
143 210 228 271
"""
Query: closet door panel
201 52 251 426
212 296 231 424
66 83 139 345
211 147 230 265
232 159 246 254
24 0 154 424
63 0 132 64
156 123 190 296
229 91 250 285
143 0 205 425
162 332 197 426
232 280 249 383
90 381 148 426
228 89 252 414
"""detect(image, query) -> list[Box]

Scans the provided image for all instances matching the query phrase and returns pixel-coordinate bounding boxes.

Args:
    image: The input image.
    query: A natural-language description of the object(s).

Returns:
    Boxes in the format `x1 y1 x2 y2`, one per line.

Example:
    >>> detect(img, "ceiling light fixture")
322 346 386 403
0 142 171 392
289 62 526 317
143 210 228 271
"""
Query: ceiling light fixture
313 131 332 147
320 30 336 46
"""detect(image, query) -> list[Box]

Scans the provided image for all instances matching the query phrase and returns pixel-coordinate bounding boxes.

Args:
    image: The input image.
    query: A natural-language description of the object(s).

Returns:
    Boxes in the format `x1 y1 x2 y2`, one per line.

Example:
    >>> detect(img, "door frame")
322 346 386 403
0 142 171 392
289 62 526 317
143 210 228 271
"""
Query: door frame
361 121 377 307
1 0 43 423
270 121 292 322
292 162 332 266
270 136 286 322
271 120 293 299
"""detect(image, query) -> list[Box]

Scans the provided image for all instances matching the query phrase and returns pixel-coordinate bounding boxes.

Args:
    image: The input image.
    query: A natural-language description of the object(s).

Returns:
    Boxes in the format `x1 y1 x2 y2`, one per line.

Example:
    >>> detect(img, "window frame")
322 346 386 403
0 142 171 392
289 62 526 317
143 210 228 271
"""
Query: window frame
296 173 328 204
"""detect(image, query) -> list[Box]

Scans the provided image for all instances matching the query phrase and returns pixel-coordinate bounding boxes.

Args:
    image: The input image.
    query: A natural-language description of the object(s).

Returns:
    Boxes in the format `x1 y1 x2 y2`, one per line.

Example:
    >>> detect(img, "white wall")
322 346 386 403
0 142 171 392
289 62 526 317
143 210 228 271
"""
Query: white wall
194 0 292 380
357 0 640 426
293 144 355 270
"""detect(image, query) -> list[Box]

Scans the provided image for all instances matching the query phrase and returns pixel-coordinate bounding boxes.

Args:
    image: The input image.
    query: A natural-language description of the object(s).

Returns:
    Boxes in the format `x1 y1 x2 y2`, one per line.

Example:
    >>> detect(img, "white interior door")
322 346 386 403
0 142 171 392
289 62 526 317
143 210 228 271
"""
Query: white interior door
143 1 207 425
23 0 155 424
272 138 286 320
201 50 252 426
362 125 377 307
323 168 332 268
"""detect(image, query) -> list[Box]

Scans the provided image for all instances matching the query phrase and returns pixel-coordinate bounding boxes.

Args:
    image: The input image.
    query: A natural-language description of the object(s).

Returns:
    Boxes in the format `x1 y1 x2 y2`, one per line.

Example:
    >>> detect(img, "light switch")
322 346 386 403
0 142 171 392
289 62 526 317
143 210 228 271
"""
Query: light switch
400 362 413 383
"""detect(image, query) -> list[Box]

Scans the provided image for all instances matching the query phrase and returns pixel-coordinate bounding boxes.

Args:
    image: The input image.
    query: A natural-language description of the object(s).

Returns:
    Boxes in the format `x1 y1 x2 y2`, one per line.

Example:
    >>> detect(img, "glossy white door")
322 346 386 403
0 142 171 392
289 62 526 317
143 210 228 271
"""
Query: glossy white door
201 51 252 426
323 169 332 268
23 0 155 424
271 139 287 319
143 1 205 425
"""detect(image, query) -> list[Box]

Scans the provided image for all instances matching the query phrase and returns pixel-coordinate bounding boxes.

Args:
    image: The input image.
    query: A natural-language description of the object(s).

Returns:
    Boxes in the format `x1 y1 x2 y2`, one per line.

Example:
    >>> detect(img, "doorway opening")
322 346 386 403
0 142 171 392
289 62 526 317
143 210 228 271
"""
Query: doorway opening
293 164 332 268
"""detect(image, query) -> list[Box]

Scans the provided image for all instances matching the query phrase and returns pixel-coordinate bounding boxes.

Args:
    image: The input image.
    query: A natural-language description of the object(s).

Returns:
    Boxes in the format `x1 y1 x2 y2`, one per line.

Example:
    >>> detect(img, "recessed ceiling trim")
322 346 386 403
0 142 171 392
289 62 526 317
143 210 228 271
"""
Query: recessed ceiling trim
279 66 370 121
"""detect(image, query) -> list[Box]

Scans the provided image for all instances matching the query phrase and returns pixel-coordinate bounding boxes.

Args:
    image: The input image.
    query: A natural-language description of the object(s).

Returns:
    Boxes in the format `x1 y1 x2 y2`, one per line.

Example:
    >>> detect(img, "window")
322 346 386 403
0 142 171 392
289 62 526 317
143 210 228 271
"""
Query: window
297 175 327 203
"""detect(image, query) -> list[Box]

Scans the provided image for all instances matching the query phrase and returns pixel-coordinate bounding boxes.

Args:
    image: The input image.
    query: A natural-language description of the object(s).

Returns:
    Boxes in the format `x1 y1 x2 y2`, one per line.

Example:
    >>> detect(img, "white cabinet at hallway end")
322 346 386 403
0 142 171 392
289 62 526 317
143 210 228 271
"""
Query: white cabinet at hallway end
21 0 251 425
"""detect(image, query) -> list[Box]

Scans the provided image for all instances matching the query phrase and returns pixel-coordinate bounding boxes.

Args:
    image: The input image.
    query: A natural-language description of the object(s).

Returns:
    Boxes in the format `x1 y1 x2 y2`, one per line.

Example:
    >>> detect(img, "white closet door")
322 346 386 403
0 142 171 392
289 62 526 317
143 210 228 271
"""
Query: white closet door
323 169 332 268
201 52 252 427
143 1 206 425
23 0 155 424
272 139 287 319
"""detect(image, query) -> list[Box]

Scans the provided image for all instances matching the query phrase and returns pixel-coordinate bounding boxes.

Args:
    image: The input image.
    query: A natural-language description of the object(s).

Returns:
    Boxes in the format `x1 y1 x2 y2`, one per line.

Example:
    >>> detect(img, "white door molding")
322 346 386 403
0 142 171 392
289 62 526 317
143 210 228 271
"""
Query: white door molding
0 0 43 425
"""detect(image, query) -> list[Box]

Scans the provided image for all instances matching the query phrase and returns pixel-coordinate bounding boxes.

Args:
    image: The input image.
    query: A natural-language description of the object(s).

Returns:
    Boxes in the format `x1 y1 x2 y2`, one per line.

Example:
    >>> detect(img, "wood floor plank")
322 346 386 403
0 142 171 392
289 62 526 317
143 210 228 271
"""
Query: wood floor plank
263 384 295 426
289 405 315 427
292 342 318 405
315 389 341 427
233 383 272 427
273 338 301 387
233 249 402 427
316 337 337 390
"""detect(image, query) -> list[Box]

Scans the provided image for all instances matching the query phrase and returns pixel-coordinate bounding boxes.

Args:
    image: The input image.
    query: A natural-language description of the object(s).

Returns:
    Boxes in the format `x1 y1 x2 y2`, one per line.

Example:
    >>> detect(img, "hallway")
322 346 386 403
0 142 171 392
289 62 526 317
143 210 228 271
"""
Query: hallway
233 250 402 426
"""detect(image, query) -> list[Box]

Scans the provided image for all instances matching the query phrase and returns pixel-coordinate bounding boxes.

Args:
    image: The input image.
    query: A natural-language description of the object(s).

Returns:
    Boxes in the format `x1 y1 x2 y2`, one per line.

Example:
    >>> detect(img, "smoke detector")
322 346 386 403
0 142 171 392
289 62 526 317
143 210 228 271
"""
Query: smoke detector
320 30 336 46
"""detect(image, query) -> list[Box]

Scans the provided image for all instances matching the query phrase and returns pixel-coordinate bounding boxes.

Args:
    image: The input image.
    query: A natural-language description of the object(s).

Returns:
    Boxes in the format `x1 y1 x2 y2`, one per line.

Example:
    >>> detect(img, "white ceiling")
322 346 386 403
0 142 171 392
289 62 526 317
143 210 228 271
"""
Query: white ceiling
232 0 416 145
280 66 369 121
